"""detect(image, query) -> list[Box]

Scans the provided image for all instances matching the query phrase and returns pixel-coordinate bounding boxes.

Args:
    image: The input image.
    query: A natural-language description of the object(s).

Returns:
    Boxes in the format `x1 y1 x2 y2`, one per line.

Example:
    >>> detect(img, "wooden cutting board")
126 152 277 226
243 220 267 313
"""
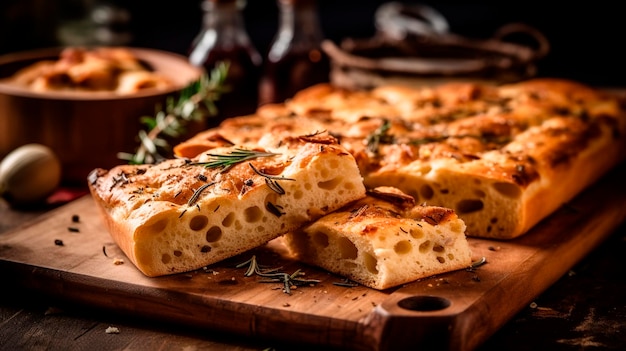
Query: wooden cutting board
1 163 625 351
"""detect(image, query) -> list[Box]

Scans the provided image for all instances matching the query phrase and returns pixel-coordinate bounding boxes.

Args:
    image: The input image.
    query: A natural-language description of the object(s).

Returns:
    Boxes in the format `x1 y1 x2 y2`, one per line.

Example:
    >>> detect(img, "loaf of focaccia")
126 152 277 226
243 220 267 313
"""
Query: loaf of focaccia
8 47 174 93
88 133 366 276
283 187 472 290
175 78 626 239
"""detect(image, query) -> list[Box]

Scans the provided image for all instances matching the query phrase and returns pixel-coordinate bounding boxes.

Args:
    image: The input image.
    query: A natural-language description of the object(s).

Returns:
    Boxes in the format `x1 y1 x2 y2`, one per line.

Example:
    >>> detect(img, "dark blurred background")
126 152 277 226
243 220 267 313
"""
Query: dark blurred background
1 0 624 87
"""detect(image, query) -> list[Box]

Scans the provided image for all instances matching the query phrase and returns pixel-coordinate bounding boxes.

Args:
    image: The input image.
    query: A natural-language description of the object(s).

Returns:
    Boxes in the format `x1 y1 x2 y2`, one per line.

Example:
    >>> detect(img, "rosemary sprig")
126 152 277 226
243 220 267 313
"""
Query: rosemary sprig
189 148 281 173
118 62 230 165
366 119 393 155
235 255 283 277
249 163 295 195
258 269 320 295
187 182 215 207
236 255 320 295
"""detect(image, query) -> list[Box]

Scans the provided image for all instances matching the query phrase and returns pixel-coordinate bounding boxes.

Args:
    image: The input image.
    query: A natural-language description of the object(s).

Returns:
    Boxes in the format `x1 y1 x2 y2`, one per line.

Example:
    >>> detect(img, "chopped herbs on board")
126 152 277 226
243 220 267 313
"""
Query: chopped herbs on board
236 255 320 295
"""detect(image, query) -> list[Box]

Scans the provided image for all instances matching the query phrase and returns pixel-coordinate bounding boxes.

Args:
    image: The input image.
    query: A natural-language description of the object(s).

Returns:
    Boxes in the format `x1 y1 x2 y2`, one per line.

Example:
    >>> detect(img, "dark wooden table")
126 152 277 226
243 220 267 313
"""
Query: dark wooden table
1 189 625 351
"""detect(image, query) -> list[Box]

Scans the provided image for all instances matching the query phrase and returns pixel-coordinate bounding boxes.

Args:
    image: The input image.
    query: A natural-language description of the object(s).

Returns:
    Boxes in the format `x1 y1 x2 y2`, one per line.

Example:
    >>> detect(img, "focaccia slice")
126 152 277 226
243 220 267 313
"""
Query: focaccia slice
283 187 472 290
88 133 366 277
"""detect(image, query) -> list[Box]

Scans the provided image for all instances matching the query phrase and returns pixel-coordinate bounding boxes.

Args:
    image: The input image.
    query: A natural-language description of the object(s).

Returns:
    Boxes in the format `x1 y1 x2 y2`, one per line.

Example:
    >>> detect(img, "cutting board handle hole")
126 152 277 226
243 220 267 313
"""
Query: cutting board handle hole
397 295 450 312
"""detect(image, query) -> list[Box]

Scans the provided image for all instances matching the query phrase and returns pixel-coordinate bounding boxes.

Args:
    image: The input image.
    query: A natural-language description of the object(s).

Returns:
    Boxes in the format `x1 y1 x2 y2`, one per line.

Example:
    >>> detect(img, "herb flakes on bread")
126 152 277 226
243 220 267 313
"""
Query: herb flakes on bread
175 78 626 239
88 133 366 276
283 186 472 290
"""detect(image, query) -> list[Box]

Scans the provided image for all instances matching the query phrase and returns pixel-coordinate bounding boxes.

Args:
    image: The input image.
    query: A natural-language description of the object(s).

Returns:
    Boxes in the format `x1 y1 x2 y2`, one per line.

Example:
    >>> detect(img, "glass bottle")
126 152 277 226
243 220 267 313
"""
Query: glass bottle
258 0 330 106
188 0 262 126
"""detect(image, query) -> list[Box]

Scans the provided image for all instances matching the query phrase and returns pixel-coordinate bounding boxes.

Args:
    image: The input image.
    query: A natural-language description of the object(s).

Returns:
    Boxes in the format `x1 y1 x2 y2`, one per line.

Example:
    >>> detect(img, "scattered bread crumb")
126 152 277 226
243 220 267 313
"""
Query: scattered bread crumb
105 326 120 334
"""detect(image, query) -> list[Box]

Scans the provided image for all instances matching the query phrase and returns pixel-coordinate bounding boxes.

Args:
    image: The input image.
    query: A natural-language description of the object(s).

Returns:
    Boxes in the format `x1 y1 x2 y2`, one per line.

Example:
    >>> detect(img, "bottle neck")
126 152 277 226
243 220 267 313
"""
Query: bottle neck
269 0 323 60
190 0 261 67
202 0 248 44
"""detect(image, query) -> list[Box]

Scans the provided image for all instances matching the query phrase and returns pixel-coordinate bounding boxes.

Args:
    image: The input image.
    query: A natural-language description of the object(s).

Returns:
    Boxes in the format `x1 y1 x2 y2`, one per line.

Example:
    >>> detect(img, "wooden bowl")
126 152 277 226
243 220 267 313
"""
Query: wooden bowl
0 47 203 186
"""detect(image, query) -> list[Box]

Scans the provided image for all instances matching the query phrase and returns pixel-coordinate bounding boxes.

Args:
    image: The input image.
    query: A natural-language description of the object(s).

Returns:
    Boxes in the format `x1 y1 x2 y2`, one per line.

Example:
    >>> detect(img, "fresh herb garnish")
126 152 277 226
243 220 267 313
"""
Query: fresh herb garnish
258 269 320 295
118 62 229 165
332 280 359 288
266 202 286 217
236 255 283 277
467 256 488 272
236 255 320 295
187 182 215 207
366 119 393 154
189 148 281 173
249 163 295 195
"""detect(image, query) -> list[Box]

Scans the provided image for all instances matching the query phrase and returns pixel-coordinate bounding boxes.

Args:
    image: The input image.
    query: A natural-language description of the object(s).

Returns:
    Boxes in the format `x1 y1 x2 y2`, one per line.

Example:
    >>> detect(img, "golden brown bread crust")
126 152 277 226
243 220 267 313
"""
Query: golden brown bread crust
88 134 366 276
175 78 626 239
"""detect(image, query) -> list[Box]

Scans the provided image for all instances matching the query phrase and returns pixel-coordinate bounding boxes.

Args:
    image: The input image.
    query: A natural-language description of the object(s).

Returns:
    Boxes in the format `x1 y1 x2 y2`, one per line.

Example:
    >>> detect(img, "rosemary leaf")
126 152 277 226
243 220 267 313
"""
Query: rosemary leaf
235 255 319 295
189 149 281 172
249 163 295 195
366 119 393 154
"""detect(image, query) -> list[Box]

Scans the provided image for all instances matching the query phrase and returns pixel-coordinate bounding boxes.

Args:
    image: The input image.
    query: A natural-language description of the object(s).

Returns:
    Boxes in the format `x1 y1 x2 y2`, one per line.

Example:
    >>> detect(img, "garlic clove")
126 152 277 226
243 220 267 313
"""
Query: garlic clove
0 143 62 206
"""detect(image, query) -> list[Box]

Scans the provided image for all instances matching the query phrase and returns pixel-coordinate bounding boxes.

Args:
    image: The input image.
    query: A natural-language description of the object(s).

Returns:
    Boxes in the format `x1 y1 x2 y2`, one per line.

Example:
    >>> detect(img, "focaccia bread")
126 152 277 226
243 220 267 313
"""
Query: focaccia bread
7 47 173 93
283 186 472 290
88 133 366 276
175 78 626 239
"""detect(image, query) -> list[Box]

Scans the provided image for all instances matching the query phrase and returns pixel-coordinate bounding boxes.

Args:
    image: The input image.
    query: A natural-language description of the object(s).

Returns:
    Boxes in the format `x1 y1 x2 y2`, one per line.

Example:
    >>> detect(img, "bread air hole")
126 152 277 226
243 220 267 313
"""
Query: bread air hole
433 244 445 252
394 240 412 254
436 256 445 263
293 189 304 199
410 227 424 239
327 158 340 169
318 177 342 190
189 215 208 231
222 212 235 227
146 218 168 233
173 250 182 257
205 226 222 242
364 252 378 274
449 221 464 233
319 167 329 178
244 206 263 223
492 182 522 198
161 253 171 264
456 199 484 214
420 184 434 200
419 240 432 253
312 231 329 248
338 237 358 259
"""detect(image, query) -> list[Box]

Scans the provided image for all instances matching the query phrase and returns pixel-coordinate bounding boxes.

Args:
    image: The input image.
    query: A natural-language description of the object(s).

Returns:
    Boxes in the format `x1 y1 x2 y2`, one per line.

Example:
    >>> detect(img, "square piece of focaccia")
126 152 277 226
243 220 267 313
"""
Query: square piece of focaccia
282 186 472 290
88 133 366 277
174 78 626 239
